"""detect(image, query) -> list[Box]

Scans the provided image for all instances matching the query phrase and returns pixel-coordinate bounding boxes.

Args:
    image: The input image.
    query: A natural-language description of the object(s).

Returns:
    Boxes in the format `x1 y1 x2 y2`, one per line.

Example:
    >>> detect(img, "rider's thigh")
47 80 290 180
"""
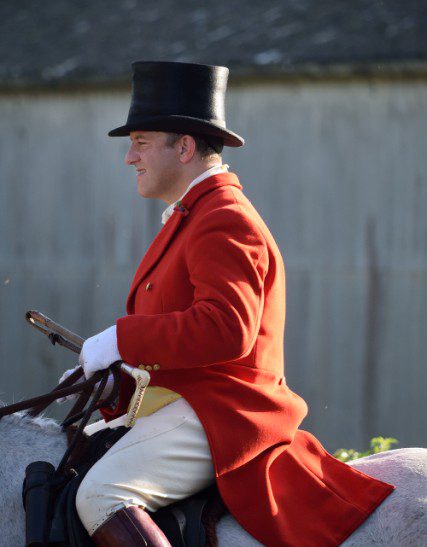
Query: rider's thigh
75 398 215 535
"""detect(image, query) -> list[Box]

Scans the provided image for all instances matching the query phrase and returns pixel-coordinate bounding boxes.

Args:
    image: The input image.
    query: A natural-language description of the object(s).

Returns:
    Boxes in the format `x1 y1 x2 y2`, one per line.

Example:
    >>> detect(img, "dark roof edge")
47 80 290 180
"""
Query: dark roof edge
1 61 427 93
232 60 427 80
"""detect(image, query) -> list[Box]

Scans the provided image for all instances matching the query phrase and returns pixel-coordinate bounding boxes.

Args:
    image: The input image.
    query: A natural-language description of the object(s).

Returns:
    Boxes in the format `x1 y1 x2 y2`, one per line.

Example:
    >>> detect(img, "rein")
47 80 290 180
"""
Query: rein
0 367 119 422
0 311 122 471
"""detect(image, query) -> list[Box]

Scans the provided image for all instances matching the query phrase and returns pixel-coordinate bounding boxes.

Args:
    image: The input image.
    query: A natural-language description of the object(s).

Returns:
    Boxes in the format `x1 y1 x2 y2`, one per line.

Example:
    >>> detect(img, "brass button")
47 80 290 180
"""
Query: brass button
138 364 146 370
153 364 160 371
145 365 152 371
145 282 153 291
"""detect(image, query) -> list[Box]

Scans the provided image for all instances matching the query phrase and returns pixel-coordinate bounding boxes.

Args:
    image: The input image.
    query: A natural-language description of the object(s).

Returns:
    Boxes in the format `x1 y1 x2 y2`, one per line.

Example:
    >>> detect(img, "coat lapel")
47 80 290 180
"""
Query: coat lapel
126 172 242 312
126 210 185 311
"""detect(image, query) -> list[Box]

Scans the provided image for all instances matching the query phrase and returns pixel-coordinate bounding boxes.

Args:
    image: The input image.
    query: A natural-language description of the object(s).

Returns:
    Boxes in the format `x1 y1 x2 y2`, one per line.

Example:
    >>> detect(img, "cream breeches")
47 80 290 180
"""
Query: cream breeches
75 398 215 535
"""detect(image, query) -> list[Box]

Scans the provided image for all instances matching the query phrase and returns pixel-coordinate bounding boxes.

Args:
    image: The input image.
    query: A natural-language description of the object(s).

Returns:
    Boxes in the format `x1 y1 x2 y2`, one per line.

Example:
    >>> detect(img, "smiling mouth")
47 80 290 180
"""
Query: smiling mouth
136 169 146 176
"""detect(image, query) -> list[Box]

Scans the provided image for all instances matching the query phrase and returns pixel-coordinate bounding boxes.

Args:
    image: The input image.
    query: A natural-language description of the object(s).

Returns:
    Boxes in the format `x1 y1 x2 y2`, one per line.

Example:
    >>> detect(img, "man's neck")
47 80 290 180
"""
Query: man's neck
164 160 222 205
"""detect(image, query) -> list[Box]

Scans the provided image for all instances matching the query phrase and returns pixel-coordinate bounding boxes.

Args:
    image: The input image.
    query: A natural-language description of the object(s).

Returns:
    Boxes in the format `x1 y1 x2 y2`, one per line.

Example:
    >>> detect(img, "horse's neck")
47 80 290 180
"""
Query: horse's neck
0 411 67 465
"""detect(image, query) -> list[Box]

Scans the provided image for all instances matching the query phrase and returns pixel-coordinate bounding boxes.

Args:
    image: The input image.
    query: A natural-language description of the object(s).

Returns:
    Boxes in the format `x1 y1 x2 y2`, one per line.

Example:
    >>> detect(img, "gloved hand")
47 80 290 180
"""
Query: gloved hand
56 365 116 404
78 325 122 379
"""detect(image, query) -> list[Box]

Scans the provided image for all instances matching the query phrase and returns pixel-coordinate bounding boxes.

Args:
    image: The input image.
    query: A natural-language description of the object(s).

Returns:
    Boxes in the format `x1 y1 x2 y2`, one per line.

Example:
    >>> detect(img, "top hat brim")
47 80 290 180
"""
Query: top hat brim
108 115 244 147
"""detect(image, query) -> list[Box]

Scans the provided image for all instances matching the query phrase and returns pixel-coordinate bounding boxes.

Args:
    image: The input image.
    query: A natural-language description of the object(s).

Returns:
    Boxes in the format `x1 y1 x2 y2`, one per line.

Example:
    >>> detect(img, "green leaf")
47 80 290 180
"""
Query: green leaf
333 437 398 462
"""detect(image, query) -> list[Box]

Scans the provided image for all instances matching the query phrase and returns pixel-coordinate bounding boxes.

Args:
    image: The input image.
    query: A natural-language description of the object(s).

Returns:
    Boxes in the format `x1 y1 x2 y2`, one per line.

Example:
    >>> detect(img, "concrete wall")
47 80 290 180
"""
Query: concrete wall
0 79 426 451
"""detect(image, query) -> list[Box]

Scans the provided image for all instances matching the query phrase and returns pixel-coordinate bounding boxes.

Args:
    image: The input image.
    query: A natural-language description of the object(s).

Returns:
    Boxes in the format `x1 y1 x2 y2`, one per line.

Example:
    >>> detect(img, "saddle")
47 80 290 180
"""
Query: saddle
0 311 227 547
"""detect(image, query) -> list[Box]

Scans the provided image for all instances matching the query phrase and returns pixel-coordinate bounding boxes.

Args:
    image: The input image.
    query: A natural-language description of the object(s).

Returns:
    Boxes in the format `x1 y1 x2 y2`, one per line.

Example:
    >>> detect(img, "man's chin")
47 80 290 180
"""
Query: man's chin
136 181 151 198
137 185 158 199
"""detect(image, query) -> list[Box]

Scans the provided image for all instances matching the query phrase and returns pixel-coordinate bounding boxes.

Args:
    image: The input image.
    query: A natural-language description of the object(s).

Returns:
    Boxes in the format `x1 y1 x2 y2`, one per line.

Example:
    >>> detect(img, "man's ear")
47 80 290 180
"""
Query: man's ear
179 135 197 164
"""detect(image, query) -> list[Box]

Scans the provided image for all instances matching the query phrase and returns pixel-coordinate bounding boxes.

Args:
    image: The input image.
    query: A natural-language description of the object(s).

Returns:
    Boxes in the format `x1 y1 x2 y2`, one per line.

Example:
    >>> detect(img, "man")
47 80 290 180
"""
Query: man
69 62 394 546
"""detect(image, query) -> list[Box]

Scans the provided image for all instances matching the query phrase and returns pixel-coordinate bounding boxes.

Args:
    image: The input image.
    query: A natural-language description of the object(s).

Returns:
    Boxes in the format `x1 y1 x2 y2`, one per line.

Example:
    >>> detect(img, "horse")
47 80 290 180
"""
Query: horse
0 410 426 546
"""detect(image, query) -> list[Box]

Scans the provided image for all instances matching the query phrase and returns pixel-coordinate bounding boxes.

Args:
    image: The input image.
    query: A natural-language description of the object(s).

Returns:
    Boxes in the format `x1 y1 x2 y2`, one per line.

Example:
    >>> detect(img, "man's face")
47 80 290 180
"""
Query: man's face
125 131 182 203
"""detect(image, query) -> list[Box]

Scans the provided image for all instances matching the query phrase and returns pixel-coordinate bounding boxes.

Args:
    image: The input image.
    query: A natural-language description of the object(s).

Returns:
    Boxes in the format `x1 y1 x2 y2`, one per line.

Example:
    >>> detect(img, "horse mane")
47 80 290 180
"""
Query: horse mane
0 405 62 435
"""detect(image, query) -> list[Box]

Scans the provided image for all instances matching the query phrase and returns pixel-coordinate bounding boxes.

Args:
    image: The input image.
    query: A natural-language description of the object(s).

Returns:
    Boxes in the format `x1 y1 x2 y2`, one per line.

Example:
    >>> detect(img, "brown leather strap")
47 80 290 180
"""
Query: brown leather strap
0 311 125 475
21 310 121 420
27 366 85 417
0 368 111 420
56 371 111 475
0 310 122 421
61 364 121 428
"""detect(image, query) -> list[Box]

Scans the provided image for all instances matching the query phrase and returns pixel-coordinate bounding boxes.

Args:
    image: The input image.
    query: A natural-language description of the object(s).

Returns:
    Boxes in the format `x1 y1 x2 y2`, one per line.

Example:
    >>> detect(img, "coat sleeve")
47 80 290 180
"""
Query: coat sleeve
116 207 269 369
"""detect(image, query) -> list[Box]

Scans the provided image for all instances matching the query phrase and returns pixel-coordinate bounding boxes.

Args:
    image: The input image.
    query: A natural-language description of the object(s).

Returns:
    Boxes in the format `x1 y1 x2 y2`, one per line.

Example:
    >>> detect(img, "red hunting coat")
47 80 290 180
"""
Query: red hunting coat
101 172 394 546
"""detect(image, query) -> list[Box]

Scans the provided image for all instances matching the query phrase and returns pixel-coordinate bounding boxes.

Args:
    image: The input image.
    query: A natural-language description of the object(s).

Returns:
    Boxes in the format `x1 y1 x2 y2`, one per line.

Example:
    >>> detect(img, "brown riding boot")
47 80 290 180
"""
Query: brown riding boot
92 505 171 547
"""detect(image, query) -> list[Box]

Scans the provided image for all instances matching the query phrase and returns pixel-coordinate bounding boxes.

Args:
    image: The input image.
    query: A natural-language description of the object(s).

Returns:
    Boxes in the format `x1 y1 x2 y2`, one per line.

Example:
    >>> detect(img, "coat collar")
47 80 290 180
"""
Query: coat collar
179 171 241 211
161 163 229 225
126 172 242 312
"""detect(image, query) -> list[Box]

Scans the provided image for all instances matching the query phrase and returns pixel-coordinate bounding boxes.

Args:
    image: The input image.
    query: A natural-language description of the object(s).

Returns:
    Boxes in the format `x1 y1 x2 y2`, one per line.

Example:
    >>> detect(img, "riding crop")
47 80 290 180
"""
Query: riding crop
25 310 151 428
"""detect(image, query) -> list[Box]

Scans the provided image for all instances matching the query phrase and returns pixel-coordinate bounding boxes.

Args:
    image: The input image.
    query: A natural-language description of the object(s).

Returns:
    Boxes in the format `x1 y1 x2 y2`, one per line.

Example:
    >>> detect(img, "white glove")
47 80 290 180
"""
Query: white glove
78 325 121 379
56 365 116 404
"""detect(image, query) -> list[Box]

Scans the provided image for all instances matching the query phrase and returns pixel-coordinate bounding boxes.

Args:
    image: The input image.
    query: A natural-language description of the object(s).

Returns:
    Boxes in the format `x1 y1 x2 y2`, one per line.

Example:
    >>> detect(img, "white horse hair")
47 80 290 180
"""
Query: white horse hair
0 411 426 546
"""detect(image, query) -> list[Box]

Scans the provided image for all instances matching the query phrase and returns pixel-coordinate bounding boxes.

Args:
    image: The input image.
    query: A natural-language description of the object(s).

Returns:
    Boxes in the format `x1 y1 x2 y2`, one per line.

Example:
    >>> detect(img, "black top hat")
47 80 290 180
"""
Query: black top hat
108 61 244 147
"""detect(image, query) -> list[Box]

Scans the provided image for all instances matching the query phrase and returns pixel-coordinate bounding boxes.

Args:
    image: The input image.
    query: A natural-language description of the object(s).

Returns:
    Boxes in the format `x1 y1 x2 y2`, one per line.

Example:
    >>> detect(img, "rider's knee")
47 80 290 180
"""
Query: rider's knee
75 474 107 534
75 472 146 534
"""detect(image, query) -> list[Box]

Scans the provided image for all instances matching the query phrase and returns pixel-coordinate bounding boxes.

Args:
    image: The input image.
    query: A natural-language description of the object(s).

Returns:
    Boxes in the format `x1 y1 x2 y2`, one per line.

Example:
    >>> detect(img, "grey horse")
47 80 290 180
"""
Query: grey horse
0 411 426 546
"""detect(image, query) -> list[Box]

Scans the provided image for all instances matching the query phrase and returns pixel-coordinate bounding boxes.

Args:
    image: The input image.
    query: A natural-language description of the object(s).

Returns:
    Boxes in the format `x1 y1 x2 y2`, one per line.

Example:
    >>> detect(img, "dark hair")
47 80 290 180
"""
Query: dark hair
165 133 224 157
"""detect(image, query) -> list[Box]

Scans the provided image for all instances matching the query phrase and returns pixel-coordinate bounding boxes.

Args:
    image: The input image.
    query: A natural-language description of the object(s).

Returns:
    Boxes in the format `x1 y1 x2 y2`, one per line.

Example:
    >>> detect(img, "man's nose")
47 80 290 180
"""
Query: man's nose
125 145 139 165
